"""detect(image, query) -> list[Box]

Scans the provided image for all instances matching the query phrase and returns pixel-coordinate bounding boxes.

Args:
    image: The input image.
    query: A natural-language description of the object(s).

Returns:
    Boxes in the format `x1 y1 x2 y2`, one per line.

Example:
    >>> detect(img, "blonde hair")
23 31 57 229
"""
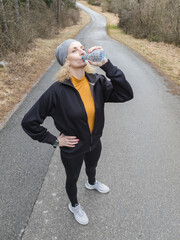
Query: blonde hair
55 60 96 83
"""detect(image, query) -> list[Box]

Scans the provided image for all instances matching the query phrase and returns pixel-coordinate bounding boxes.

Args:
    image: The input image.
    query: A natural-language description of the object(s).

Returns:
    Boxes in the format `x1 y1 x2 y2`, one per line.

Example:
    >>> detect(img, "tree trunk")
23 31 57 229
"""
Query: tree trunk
13 0 20 26
0 0 9 34
57 0 61 26
137 0 143 28
26 0 30 12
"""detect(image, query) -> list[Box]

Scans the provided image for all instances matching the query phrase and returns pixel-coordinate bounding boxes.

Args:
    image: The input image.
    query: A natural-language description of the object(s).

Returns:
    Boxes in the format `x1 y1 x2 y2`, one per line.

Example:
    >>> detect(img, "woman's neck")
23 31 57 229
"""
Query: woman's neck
70 67 85 80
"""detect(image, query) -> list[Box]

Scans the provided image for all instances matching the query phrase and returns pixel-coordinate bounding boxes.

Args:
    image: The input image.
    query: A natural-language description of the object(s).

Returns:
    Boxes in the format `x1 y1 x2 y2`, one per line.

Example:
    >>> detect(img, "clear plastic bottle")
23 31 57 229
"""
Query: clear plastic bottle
82 49 106 62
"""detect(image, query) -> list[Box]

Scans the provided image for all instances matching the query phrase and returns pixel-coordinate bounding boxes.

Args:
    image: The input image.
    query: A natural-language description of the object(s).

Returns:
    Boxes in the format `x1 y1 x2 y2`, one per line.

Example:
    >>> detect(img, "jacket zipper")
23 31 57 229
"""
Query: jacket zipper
62 79 97 152
76 90 93 151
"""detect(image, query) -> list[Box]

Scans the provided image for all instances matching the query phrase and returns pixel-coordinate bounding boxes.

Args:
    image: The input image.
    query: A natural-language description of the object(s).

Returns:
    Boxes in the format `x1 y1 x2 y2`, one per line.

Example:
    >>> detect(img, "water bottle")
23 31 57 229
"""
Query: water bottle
82 49 106 62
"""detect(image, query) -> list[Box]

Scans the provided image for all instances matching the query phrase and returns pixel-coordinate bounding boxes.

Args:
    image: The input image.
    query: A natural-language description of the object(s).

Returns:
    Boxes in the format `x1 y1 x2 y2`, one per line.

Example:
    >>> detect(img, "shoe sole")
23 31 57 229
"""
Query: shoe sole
85 183 110 193
68 204 89 225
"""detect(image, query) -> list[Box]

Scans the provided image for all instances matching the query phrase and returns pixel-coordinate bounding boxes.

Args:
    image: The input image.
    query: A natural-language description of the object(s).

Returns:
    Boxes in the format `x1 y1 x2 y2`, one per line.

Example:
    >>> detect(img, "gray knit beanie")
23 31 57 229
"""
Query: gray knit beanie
55 39 78 66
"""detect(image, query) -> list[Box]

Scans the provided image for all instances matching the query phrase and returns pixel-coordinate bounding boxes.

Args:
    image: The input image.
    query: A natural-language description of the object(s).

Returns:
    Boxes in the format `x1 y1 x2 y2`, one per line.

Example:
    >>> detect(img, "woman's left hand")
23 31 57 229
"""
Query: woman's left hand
87 46 108 67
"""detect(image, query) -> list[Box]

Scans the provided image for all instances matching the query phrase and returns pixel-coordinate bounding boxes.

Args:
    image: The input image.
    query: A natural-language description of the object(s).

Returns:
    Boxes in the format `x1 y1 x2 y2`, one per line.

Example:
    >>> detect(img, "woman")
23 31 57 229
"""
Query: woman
21 39 133 225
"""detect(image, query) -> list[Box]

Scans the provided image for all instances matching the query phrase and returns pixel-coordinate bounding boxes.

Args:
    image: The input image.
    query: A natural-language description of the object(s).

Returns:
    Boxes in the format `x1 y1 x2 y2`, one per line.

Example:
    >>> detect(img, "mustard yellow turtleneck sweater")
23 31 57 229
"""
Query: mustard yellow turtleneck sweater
71 75 95 133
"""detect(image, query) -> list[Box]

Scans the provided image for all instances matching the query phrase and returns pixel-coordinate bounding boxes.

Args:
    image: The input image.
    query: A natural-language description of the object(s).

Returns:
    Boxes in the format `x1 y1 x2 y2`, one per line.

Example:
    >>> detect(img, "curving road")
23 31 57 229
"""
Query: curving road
1 2 180 240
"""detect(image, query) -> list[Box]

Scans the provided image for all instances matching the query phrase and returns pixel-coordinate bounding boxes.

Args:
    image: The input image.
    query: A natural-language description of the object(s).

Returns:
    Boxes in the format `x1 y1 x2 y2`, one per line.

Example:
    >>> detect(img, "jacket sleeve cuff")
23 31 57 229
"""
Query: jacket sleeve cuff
100 59 114 73
41 133 57 145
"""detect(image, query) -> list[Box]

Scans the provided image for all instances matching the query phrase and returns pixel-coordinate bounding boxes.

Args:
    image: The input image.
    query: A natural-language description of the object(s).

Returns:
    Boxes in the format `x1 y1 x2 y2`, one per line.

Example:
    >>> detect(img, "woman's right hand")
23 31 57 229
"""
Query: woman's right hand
87 46 108 67
58 133 79 148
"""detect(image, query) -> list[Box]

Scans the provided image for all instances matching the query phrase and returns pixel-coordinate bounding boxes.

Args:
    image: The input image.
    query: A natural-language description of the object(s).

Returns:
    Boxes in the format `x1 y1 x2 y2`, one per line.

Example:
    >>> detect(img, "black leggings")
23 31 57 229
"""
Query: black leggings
60 140 102 207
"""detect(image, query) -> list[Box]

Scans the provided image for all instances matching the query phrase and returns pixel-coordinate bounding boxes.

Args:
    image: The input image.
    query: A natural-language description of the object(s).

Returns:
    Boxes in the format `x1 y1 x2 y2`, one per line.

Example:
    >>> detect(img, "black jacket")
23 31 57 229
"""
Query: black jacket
21 60 133 158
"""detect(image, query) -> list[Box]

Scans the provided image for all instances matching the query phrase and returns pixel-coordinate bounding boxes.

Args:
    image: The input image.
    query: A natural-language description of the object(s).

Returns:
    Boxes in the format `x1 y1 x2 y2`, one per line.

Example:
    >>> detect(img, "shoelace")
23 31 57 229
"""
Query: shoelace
75 205 84 217
95 181 102 187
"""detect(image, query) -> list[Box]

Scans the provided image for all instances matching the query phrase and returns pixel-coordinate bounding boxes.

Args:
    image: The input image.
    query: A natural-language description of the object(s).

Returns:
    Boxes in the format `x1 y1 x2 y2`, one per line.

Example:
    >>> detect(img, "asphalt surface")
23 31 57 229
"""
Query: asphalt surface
1 2 180 240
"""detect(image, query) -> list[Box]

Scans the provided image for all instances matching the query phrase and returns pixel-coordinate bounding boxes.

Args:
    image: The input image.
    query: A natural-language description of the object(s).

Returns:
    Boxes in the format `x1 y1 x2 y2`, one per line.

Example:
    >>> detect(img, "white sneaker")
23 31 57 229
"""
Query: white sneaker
68 203 89 225
85 180 110 193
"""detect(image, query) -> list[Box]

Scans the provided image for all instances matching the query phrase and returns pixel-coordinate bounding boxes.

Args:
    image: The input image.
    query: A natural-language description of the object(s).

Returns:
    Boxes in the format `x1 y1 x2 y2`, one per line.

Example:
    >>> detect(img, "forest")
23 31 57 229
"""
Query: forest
89 0 180 46
0 0 179 58
0 0 80 57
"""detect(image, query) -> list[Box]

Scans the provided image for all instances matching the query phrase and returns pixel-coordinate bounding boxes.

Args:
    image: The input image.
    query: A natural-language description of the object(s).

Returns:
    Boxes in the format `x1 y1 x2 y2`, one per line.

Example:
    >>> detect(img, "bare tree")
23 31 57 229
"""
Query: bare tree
26 0 30 12
0 0 81 56
0 0 8 34
13 0 20 26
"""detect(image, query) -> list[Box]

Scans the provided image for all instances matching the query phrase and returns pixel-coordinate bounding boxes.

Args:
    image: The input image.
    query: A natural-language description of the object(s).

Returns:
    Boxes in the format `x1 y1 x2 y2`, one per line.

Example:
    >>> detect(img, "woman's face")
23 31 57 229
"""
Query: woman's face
67 41 87 68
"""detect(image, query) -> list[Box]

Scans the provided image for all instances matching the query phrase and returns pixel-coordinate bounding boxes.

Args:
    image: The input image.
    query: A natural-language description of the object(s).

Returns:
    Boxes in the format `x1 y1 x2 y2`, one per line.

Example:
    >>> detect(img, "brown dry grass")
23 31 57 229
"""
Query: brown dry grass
0 10 91 125
79 0 180 86
108 29 180 83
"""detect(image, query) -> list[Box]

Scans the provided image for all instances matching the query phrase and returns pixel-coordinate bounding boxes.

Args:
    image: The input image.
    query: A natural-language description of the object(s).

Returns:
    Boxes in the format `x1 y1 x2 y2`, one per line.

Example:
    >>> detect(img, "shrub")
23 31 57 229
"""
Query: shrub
0 0 81 58
88 0 101 6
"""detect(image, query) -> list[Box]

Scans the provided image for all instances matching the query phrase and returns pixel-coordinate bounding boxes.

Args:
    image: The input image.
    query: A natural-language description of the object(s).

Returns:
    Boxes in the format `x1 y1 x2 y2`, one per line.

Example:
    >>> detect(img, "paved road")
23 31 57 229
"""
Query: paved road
1 2 180 240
